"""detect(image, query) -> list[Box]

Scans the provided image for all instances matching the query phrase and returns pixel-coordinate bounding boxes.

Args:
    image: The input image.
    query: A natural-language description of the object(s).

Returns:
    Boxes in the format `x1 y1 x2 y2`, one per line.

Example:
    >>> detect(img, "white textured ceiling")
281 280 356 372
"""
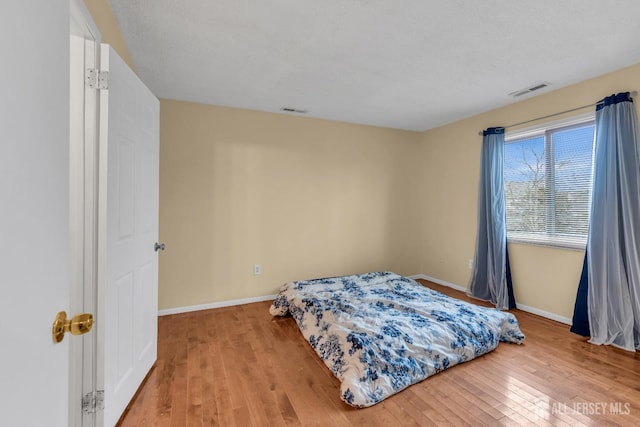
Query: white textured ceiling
109 0 640 131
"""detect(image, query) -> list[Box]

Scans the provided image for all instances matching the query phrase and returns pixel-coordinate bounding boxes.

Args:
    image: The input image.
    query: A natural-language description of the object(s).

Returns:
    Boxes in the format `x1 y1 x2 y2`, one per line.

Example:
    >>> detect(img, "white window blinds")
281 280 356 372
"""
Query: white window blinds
504 116 595 249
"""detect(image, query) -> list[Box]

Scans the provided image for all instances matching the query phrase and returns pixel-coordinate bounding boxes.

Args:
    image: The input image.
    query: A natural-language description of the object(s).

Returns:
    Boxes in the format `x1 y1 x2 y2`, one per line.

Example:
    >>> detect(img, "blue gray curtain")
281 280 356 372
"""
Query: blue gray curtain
571 92 640 351
468 127 516 310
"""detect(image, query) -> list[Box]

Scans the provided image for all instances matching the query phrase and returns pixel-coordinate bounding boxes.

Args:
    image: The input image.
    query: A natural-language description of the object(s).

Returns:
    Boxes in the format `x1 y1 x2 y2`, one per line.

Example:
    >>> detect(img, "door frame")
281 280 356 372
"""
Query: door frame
69 1 102 425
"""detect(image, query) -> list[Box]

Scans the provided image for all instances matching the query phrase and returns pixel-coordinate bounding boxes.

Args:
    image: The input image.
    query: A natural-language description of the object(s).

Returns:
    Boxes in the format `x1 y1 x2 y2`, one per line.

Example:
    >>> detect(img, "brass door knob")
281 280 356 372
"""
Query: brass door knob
52 311 94 343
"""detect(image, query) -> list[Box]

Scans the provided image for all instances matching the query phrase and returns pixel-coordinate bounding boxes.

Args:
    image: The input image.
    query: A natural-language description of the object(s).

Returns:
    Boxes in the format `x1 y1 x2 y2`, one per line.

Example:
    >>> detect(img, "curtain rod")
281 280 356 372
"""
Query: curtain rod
477 90 638 136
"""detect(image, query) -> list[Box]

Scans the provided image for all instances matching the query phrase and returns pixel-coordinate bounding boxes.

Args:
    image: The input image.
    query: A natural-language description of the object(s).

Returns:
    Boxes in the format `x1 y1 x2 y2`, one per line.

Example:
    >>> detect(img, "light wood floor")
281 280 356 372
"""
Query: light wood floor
117 280 640 426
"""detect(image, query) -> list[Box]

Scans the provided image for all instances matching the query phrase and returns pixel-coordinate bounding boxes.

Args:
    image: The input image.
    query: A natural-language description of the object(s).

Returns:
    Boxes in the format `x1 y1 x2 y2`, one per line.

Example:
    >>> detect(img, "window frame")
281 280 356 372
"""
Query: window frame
504 112 595 250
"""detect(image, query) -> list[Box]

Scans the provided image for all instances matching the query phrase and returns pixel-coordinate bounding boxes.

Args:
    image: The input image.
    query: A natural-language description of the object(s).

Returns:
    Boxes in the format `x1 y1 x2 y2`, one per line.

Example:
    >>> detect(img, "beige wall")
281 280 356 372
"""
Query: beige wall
83 0 136 71
420 63 640 320
80 0 425 311
159 101 423 309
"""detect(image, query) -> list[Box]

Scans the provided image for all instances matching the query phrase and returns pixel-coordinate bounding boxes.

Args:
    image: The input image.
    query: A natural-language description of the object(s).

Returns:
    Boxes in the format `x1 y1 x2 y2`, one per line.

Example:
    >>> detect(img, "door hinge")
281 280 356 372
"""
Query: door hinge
86 68 109 90
82 390 105 414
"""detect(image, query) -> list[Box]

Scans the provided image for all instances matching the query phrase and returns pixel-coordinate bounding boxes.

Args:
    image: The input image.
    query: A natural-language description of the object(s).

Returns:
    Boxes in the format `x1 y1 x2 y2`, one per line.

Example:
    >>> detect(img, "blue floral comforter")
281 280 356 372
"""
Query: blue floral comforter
270 271 525 408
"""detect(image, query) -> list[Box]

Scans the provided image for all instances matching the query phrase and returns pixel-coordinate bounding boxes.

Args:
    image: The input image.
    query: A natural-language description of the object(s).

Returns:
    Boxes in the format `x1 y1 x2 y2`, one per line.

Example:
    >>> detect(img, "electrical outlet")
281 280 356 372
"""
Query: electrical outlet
468 259 473 269
253 264 261 275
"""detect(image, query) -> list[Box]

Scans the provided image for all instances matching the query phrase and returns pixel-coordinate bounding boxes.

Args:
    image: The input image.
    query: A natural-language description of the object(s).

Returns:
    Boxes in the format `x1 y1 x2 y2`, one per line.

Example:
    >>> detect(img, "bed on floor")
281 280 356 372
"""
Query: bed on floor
270 271 524 408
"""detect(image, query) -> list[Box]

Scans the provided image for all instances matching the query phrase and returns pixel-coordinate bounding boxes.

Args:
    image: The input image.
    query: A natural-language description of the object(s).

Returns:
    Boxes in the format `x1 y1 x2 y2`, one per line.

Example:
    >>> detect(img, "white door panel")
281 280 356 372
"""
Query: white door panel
0 2 70 426
98 45 159 427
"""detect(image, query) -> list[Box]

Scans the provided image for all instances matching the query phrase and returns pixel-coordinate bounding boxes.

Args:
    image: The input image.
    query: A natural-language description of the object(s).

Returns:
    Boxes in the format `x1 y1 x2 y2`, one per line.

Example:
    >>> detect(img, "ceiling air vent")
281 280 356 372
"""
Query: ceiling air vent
508 82 551 98
280 107 308 114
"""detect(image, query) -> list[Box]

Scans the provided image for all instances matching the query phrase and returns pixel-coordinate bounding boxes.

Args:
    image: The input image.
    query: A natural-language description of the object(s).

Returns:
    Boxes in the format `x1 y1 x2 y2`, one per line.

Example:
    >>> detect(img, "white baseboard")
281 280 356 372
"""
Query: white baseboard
159 274 573 326
158 294 277 317
409 274 572 325
514 303 572 325
409 274 468 292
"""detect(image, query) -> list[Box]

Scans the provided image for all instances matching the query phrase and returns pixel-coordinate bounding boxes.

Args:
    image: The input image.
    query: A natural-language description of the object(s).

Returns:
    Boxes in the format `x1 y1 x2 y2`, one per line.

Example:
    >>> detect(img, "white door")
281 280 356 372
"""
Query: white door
98 45 160 427
0 2 71 426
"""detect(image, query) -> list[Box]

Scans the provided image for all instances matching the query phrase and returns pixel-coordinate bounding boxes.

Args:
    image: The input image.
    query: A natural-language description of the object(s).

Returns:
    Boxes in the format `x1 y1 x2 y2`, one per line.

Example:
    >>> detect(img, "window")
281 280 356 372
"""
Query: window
504 115 595 249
